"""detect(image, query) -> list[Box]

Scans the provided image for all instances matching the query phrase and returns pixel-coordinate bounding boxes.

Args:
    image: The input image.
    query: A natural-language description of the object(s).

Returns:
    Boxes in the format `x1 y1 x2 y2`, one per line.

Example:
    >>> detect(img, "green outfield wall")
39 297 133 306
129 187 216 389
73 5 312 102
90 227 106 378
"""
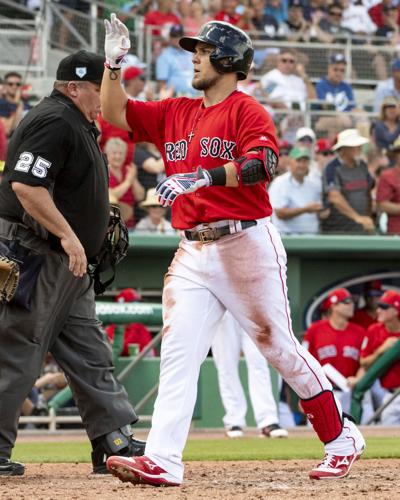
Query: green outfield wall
102 234 400 428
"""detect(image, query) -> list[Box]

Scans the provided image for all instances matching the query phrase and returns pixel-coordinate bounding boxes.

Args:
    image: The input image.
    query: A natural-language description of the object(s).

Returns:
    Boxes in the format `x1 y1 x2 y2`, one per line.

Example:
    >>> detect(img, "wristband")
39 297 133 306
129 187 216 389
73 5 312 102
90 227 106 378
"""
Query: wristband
206 166 226 186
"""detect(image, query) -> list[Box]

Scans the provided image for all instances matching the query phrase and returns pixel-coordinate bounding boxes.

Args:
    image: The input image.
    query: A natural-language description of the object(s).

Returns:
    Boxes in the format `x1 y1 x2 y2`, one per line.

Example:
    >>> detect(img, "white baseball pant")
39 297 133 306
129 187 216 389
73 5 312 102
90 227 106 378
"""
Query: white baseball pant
212 311 281 429
145 219 333 481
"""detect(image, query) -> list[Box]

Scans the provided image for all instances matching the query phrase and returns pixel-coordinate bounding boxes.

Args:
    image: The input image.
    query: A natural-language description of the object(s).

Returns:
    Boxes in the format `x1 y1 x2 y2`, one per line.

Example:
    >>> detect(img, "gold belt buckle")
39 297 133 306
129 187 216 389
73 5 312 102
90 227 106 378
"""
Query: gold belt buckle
198 227 217 243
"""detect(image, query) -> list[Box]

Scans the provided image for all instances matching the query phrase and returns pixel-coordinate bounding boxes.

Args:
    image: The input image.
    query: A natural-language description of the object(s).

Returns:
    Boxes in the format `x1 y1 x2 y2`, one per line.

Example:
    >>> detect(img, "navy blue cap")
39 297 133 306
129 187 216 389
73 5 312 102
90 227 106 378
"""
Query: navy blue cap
56 50 104 84
170 24 184 37
329 53 346 64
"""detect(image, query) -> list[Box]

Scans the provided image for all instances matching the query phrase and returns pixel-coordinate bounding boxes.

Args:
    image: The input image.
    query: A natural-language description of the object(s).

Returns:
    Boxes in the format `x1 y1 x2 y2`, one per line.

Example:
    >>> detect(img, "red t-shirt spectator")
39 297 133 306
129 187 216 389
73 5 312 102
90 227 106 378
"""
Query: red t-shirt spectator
214 11 241 24
303 319 365 378
361 322 400 389
144 10 181 36
109 164 135 227
105 323 156 357
98 114 134 165
376 167 400 234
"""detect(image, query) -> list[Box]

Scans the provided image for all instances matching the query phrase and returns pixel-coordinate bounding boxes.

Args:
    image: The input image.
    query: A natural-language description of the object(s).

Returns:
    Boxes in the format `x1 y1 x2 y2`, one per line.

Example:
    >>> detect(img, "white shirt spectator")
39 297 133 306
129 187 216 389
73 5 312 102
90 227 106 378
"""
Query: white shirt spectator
341 4 377 34
269 171 322 234
260 68 307 109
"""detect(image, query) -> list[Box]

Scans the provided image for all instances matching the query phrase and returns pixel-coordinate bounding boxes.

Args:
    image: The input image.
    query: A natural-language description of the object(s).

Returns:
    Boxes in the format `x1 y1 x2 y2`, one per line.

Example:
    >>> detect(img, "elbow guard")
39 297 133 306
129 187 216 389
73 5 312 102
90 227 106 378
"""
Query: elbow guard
234 147 278 185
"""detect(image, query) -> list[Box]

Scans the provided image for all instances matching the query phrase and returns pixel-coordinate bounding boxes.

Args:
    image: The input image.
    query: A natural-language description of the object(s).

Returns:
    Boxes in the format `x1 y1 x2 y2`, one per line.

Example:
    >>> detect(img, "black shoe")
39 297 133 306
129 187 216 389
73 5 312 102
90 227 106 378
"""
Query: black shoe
0 458 25 476
91 435 146 474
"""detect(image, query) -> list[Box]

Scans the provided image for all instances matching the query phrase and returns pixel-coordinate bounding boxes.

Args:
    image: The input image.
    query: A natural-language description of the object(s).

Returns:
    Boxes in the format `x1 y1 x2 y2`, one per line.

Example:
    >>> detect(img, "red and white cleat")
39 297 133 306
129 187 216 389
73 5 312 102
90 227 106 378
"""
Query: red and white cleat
106 455 181 487
309 450 363 480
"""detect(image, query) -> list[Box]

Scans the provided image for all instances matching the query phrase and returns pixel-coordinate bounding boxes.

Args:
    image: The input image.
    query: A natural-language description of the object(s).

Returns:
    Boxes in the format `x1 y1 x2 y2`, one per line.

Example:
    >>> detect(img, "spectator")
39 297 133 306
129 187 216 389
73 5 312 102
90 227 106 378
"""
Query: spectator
269 146 323 234
372 96 400 153
123 66 147 100
318 2 352 42
374 58 400 112
0 72 30 138
376 136 400 234
360 290 400 425
265 0 288 24
374 2 400 44
315 137 335 174
144 0 181 37
248 0 280 40
105 288 156 357
303 288 373 422
106 137 145 228
276 139 292 175
214 0 247 26
180 0 210 36
352 281 384 329
156 24 197 97
279 0 313 42
316 53 356 112
368 0 400 28
135 188 176 234
341 0 377 37
321 129 375 234
260 49 313 110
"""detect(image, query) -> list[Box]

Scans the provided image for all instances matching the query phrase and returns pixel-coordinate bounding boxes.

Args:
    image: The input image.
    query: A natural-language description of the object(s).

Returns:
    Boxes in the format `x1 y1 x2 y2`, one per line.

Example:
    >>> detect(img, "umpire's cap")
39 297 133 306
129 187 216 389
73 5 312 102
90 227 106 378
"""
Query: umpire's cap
56 50 104 84
179 21 253 81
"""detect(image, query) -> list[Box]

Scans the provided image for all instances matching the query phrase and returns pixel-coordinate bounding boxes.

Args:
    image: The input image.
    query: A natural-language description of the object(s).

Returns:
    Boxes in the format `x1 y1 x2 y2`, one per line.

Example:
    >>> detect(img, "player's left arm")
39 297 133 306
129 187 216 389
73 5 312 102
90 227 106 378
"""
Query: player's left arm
156 146 278 207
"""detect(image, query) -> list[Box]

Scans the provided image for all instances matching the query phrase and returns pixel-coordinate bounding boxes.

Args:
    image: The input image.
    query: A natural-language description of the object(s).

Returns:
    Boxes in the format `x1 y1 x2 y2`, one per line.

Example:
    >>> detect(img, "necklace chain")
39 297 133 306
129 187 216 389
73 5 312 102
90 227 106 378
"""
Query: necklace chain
187 101 203 143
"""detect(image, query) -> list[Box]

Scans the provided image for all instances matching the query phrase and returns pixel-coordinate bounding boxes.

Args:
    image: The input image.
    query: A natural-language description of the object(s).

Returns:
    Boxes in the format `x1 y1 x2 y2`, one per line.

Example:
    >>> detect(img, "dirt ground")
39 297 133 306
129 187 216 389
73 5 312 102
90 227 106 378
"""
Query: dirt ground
1 428 399 499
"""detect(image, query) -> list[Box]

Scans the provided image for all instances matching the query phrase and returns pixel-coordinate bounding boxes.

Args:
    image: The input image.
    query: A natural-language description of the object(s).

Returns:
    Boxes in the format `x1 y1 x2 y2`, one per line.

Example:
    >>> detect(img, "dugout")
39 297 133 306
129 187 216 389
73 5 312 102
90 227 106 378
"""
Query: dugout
96 233 400 429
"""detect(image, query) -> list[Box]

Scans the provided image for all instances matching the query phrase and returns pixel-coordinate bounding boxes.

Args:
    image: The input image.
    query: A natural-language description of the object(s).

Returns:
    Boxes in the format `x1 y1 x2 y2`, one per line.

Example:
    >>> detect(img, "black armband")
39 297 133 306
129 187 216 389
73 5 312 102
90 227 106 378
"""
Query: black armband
205 166 227 186
234 147 278 185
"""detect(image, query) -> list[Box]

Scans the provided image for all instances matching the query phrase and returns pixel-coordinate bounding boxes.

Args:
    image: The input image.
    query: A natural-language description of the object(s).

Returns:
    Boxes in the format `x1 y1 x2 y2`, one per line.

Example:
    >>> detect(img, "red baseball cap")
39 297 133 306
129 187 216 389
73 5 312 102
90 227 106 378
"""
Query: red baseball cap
378 290 400 314
278 139 291 155
321 288 352 312
115 288 142 303
316 138 333 154
123 66 144 82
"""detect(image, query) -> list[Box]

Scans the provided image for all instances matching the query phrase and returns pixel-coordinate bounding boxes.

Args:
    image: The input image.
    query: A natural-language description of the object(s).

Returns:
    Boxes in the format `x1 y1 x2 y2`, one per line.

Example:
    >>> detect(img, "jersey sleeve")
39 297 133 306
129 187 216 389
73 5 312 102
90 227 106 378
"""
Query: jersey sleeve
6 117 70 188
125 98 168 145
235 98 278 156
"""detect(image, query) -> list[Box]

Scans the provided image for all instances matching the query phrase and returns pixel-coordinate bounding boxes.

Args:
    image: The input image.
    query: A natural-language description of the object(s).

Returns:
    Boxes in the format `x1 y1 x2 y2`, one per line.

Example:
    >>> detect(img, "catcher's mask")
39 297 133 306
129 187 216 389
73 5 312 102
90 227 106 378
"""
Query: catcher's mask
179 21 254 81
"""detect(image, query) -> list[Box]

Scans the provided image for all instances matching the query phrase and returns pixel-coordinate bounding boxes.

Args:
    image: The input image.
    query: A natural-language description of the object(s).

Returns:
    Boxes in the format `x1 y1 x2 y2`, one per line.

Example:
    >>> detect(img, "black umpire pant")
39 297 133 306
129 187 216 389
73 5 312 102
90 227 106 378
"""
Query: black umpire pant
0 219 137 458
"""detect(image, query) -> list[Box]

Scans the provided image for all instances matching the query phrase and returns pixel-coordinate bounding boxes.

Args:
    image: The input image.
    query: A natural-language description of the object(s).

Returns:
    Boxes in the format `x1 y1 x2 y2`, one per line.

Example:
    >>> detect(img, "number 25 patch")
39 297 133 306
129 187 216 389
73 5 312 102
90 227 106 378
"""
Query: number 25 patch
14 151 51 178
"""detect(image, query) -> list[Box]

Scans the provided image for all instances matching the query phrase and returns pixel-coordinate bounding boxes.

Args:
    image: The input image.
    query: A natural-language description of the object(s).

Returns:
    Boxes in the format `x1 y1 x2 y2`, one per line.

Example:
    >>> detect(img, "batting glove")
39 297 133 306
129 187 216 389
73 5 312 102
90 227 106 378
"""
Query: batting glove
156 167 212 207
104 13 130 69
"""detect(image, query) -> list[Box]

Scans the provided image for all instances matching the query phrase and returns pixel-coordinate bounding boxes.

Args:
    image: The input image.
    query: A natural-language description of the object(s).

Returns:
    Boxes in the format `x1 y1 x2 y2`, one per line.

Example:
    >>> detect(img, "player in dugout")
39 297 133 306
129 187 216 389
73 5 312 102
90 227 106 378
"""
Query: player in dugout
101 14 365 486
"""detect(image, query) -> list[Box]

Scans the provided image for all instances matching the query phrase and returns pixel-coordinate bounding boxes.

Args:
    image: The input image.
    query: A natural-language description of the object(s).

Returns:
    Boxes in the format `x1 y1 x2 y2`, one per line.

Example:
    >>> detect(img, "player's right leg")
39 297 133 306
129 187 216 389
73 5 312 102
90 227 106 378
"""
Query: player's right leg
212 311 247 437
107 241 226 486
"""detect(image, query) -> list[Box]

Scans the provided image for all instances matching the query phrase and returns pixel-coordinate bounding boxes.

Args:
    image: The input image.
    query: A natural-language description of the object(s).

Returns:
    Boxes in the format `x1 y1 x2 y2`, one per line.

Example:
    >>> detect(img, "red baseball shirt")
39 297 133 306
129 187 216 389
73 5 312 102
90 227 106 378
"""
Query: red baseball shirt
125 91 277 229
303 319 366 378
361 322 400 389
352 308 376 330
376 167 400 235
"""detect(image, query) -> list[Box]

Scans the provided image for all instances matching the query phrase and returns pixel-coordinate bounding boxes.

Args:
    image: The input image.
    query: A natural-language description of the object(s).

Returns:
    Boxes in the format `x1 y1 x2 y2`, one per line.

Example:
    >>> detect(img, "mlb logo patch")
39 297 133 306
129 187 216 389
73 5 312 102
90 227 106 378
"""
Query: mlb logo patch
75 66 87 79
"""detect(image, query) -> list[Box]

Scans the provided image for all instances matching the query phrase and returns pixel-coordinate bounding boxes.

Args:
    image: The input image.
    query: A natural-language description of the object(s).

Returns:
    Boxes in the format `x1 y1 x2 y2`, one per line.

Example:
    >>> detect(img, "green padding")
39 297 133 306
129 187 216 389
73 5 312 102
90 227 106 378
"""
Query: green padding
350 339 400 423
96 302 163 325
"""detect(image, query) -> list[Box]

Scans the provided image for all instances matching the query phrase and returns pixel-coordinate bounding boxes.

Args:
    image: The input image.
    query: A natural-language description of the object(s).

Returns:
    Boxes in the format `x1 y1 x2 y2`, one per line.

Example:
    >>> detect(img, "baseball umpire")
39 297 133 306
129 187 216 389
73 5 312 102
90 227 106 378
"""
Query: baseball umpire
102 15 365 485
0 50 145 476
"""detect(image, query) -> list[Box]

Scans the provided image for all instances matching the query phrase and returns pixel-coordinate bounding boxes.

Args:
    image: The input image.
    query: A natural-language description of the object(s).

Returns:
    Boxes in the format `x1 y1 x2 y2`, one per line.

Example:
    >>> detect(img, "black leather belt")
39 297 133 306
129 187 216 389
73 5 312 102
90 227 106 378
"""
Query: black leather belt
184 220 257 243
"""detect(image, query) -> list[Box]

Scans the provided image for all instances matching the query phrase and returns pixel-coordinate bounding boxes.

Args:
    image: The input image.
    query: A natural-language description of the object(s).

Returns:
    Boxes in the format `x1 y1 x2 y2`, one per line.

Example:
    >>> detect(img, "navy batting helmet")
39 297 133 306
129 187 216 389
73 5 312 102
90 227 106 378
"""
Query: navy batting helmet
179 21 254 81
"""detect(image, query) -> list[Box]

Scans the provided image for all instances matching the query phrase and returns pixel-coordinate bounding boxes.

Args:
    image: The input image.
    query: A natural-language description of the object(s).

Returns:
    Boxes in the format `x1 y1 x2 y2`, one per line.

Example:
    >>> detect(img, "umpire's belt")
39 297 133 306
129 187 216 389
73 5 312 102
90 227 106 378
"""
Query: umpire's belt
184 219 260 243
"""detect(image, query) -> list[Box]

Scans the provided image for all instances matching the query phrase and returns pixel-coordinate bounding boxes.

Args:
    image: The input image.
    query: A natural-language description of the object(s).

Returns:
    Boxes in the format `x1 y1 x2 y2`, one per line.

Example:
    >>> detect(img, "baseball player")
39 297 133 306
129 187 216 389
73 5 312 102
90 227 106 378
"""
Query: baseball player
102 14 365 485
212 311 288 438
303 288 373 423
360 290 400 425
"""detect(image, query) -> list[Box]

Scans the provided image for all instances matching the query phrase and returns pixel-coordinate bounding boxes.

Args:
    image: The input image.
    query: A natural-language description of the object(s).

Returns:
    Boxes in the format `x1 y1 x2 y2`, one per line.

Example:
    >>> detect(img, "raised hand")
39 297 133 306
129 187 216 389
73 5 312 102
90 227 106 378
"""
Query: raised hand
104 13 131 69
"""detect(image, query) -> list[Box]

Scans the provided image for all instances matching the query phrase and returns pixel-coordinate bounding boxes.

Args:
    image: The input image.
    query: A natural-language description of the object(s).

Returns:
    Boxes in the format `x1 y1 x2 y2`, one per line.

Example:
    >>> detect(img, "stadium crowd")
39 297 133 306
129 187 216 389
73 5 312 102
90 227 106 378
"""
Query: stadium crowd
4 0 400 235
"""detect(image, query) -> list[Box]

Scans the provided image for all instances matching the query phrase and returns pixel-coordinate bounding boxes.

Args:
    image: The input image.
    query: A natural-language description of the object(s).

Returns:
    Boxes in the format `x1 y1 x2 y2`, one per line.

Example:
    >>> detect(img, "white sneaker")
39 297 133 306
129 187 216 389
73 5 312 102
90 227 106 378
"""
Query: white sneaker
225 426 244 438
310 417 365 480
259 424 289 438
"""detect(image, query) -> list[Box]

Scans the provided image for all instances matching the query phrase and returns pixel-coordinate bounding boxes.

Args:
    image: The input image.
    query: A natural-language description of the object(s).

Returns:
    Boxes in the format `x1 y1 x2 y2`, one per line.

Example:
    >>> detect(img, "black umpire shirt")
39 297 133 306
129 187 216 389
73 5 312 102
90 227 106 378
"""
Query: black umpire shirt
0 89 109 259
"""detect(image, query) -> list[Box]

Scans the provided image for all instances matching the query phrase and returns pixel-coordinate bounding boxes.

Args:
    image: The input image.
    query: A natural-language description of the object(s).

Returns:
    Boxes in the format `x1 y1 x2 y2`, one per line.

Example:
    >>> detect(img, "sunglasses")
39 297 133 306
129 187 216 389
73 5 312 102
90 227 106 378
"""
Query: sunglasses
377 303 392 310
280 58 295 64
6 81 21 87
338 298 353 305
329 11 342 17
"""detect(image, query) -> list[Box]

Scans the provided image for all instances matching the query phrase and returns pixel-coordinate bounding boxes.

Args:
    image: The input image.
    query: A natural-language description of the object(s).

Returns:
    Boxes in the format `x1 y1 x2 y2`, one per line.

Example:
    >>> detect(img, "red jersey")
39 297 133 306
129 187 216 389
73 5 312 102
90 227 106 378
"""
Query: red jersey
105 323 155 357
352 308 376 330
125 91 277 229
303 319 365 378
98 114 134 165
109 165 135 227
144 10 181 35
361 322 400 389
376 167 400 234
214 11 241 25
